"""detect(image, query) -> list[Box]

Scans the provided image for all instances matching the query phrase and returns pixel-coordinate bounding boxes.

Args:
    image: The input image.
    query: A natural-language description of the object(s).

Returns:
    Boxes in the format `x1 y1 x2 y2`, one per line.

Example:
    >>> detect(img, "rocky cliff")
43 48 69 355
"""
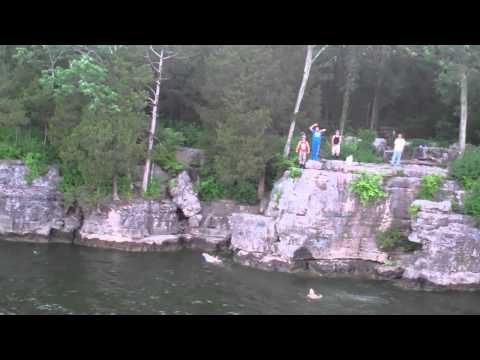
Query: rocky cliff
0 160 80 243
230 160 480 289
1 158 479 290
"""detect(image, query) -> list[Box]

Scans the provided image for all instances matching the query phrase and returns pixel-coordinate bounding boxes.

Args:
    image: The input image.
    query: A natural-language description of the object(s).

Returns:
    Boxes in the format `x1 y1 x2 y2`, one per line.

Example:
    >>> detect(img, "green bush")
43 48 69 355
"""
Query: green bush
170 121 205 148
417 174 444 200
409 203 421 220
349 173 387 206
376 226 418 252
152 143 184 176
23 152 49 184
0 143 22 159
117 175 132 200
195 175 226 202
231 180 257 205
143 177 162 198
289 166 302 179
271 153 298 177
450 145 480 189
349 172 387 205
273 189 282 205
464 180 480 220
169 178 177 189
336 129 382 163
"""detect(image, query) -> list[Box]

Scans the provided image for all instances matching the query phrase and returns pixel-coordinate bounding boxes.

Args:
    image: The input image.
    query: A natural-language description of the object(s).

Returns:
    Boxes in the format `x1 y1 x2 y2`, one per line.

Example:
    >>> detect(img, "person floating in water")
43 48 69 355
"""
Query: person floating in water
331 130 342 158
296 133 310 168
390 133 406 166
309 123 327 161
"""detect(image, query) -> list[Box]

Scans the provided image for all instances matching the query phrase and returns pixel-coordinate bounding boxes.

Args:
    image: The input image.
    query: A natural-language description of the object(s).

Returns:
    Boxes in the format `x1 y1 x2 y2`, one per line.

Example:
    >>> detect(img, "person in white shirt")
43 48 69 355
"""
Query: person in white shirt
391 133 406 166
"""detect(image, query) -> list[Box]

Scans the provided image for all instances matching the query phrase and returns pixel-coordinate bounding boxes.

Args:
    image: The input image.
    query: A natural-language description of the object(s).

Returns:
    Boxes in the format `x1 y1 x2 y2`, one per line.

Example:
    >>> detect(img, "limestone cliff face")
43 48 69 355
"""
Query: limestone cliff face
230 159 480 288
1 158 480 289
0 160 80 242
232 160 446 268
400 200 480 287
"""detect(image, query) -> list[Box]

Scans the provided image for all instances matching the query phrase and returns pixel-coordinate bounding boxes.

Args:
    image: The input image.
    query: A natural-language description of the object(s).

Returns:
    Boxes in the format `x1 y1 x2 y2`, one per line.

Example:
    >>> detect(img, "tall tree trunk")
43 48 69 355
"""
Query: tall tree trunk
43 123 48 145
257 168 266 201
369 89 379 130
339 82 352 135
283 45 313 158
142 48 164 193
459 66 468 154
113 174 120 201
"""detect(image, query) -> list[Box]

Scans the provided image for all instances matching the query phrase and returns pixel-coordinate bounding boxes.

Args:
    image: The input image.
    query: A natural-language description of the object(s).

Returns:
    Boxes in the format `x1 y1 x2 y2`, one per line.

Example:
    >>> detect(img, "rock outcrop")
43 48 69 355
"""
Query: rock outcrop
2 157 480 290
77 200 180 251
230 159 479 287
400 199 480 287
169 171 202 219
0 160 80 243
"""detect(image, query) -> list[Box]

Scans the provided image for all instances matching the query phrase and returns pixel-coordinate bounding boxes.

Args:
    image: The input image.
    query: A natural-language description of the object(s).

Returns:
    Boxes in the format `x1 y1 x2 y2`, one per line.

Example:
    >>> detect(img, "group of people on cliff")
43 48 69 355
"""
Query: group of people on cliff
295 123 406 168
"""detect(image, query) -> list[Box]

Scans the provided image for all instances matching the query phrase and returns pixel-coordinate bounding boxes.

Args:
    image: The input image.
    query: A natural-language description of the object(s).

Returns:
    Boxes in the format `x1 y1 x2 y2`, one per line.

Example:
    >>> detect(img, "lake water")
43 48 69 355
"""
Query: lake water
1 241 479 315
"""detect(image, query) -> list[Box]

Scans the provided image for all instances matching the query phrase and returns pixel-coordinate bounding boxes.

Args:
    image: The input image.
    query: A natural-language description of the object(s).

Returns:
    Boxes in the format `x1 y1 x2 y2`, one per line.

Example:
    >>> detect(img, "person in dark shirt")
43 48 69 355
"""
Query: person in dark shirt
331 130 342 158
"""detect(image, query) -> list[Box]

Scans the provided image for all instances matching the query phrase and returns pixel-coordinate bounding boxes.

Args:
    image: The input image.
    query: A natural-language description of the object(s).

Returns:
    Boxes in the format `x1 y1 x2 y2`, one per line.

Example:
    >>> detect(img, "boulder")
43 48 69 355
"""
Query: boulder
169 171 202 218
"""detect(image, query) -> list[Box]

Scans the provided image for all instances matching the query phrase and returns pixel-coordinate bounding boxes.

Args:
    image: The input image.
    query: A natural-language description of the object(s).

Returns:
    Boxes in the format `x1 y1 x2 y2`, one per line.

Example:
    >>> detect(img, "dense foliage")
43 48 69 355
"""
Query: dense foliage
450 145 480 189
417 174 444 200
376 226 419 252
349 173 387 205
464 180 480 220
1 45 480 206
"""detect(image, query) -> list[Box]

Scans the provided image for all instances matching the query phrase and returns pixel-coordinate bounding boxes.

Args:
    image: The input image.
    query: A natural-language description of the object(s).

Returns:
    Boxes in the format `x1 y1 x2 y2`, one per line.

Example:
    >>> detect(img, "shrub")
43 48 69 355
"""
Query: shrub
349 173 387 206
271 153 298 178
196 175 226 202
117 175 132 200
338 129 382 163
171 121 204 148
409 203 421 220
376 226 419 252
231 180 257 205
23 152 49 184
450 145 480 189
289 166 302 179
169 178 177 189
464 180 480 220
0 143 22 159
273 189 282 205
143 178 162 198
417 174 444 200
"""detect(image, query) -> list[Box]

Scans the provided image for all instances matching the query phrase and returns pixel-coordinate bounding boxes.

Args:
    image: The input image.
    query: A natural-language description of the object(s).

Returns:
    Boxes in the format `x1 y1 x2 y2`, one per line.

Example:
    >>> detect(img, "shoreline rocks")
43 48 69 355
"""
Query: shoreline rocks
1 159 480 291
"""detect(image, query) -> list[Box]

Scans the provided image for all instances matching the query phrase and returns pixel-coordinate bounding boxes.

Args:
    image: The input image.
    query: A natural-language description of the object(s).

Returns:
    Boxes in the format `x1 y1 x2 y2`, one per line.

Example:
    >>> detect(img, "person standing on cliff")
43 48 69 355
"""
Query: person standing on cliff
309 123 327 161
296 133 310 168
391 133 406 166
331 130 342 158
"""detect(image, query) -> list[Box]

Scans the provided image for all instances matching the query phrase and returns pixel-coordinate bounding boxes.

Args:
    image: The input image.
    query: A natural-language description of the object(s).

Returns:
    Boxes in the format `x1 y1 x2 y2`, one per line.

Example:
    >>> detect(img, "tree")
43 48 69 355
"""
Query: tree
283 45 335 157
54 48 149 201
142 46 176 193
199 45 281 200
412 45 480 153
339 45 360 134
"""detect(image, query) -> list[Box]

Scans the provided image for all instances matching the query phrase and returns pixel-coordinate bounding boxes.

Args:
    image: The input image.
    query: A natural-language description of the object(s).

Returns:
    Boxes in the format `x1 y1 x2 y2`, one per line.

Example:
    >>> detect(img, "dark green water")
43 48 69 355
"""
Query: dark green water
1 241 480 315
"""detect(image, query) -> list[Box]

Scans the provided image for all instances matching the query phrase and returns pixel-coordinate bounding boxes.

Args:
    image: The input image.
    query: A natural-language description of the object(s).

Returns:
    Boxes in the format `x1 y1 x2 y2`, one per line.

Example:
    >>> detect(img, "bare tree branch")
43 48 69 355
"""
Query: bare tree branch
312 45 329 63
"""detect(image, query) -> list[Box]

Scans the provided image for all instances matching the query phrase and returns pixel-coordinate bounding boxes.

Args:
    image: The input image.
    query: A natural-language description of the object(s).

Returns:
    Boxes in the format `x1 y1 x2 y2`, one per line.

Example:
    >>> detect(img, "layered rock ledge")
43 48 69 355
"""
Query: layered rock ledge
1 159 479 290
